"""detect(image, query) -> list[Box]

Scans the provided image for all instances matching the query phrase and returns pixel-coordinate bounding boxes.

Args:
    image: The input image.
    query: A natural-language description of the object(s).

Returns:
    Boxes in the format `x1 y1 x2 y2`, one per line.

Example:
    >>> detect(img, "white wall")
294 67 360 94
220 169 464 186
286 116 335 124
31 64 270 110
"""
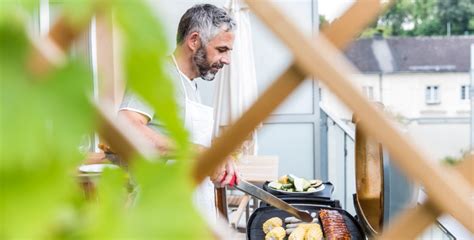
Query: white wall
321 72 471 160
322 72 470 119
383 73 470 119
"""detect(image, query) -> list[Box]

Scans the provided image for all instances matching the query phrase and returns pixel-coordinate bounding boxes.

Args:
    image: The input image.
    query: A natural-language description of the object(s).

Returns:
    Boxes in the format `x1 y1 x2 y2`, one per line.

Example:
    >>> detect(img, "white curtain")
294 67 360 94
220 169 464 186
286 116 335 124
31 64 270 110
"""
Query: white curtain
213 0 259 155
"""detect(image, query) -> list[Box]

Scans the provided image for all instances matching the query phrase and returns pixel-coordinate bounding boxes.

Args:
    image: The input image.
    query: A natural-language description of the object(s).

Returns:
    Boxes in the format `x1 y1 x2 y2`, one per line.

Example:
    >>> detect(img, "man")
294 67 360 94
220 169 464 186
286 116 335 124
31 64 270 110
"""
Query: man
118 4 238 219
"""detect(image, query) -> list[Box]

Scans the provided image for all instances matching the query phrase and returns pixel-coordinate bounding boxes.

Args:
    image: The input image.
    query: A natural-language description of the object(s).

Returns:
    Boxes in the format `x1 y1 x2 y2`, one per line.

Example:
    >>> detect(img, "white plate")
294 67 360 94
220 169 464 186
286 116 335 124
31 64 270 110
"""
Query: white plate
272 183 325 195
78 164 119 173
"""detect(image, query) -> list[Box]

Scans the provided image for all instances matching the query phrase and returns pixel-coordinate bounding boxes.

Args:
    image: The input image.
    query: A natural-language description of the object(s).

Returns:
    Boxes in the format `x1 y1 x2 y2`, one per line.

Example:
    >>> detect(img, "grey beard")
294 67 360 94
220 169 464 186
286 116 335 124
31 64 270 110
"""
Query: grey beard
193 44 223 81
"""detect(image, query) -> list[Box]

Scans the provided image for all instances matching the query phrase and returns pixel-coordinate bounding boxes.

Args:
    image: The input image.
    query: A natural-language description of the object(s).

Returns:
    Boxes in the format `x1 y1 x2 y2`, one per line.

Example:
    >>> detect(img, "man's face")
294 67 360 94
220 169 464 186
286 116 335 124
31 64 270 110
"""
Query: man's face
193 29 234 81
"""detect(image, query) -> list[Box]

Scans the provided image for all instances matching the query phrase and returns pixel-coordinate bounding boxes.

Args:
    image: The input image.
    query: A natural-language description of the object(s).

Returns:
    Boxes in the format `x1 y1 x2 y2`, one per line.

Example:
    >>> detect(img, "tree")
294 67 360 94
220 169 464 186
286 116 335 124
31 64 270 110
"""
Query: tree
380 0 414 36
437 0 474 35
361 0 474 37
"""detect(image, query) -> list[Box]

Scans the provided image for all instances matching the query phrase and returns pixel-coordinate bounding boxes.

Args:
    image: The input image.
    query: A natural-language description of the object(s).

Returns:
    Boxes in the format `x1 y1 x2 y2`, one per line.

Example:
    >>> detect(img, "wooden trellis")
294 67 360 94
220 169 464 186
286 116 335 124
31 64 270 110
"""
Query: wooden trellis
27 0 473 238
195 0 473 237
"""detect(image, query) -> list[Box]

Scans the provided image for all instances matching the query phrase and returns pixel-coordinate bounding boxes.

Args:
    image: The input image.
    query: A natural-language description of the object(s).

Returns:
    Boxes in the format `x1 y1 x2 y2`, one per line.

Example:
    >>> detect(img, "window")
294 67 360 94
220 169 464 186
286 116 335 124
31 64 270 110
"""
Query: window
461 85 470 100
425 86 440 104
362 86 374 100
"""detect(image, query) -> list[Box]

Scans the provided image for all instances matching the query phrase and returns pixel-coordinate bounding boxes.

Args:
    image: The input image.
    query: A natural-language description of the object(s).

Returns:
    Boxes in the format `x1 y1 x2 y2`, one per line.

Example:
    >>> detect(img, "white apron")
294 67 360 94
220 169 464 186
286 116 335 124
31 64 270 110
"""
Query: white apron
171 55 216 222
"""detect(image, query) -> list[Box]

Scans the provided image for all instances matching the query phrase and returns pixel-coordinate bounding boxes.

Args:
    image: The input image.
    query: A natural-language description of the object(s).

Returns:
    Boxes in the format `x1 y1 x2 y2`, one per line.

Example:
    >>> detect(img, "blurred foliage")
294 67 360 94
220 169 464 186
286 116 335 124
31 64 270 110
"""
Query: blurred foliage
361 0 474 37
442 156 461 166
319 14 329 30
441 149 470 166
1 0 210 239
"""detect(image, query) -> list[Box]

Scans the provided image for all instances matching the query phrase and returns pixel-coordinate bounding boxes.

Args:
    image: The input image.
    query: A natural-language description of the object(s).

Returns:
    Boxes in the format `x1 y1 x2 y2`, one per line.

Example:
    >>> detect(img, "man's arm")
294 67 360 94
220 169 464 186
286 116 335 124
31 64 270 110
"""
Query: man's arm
119 109 239 187
118 109 173 155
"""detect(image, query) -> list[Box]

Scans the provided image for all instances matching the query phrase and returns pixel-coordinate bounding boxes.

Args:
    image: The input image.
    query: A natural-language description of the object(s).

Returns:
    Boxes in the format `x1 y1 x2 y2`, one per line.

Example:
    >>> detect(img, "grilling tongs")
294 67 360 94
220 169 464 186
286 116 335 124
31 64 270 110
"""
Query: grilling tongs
228 176 313 223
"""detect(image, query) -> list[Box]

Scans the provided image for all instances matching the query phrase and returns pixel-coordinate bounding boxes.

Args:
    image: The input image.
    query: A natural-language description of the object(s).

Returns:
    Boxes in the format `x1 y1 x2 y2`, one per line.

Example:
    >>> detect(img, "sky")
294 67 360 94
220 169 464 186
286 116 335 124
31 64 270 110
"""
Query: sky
318 0 356 21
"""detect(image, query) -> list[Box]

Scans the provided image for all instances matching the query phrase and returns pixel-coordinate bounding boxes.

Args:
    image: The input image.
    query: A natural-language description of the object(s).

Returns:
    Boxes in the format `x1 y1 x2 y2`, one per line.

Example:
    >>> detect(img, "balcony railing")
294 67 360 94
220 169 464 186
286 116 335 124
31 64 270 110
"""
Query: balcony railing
320 103 355 214
319 104 465 239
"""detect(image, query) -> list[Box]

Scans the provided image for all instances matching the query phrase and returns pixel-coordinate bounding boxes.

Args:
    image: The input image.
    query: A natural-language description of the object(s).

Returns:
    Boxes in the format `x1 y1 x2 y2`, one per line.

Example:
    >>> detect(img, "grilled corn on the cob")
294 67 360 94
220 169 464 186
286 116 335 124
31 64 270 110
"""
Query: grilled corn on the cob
265 226 286 240
262 217 283 234
305 224 323 240
288 226 306 240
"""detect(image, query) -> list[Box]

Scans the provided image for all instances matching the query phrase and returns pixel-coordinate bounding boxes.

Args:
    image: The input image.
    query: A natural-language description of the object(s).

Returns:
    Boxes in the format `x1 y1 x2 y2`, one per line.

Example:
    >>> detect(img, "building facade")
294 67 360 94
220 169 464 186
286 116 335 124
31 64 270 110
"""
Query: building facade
321 36 473 161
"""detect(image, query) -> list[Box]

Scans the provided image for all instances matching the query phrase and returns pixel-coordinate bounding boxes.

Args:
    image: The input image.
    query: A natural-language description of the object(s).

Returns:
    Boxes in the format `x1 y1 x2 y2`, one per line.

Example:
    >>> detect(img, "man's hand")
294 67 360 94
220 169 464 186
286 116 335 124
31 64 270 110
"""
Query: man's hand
211 158 240 188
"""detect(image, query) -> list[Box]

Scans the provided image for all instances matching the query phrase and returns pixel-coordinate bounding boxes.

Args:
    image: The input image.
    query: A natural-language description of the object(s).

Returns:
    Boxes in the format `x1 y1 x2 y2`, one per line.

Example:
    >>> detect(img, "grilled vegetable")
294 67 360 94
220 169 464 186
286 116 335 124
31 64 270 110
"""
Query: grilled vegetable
288 226 306 240
262 217 283 234
268 181 283 190
299 223 320 230
294 177 305 192
265 226 285 240
278 175 289 184
302 179 311 191
287 174 297 183
310 179 323 187
305 224 323 240
287 223 323 240
273 174 323 193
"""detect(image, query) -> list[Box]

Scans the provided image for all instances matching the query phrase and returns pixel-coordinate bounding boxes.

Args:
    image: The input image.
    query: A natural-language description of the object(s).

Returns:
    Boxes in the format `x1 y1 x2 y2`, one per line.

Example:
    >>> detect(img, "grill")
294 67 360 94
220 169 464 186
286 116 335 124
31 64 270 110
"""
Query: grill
246 204 365 239
247 182 357 239
245 112 416 239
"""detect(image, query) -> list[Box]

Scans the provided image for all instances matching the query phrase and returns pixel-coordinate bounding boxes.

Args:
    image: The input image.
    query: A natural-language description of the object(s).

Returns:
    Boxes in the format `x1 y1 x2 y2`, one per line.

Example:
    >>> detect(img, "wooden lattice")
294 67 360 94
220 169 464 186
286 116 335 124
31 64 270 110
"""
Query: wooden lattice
28 0 473 238
195 0 473 237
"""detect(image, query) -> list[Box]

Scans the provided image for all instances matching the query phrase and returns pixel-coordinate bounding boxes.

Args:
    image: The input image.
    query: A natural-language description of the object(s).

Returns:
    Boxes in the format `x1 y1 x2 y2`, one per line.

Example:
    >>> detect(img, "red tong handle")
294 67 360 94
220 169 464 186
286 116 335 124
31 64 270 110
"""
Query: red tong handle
220 172 237 187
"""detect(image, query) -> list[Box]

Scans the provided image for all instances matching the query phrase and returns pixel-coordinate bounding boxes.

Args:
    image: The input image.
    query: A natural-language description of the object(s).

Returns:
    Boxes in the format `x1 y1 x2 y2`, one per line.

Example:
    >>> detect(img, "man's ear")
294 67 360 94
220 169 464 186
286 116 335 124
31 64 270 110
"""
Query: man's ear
186 32 201 52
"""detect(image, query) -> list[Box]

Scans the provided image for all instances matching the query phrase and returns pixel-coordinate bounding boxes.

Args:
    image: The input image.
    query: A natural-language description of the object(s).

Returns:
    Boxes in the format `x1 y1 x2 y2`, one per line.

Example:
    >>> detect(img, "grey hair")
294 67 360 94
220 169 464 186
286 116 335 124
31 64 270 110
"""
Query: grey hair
177 4 236 45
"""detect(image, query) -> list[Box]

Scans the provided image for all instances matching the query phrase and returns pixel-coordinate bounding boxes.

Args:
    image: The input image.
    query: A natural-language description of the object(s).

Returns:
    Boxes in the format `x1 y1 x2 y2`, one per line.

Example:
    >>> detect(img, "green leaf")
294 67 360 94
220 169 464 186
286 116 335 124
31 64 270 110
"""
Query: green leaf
1 15 94 239
82 168 128 239
126 158 212 239
114 0 191 160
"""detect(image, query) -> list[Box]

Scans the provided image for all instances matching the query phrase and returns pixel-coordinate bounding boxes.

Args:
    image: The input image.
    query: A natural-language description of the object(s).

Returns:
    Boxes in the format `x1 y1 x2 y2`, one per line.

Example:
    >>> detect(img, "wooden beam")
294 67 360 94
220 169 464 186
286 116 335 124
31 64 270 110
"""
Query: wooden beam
379 201 441 240
321 0 390 50
379 154 473 239
193 65 304 183
28 16 72 77
245 0 474 232
95 13 125 109
96 14 116 102
92 100 158 165
193 0 385 185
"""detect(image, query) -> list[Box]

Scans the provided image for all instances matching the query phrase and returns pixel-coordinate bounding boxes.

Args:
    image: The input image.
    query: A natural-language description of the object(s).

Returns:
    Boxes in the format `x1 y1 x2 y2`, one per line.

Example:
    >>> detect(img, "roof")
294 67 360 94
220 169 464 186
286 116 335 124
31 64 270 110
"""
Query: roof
344 36 474 73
